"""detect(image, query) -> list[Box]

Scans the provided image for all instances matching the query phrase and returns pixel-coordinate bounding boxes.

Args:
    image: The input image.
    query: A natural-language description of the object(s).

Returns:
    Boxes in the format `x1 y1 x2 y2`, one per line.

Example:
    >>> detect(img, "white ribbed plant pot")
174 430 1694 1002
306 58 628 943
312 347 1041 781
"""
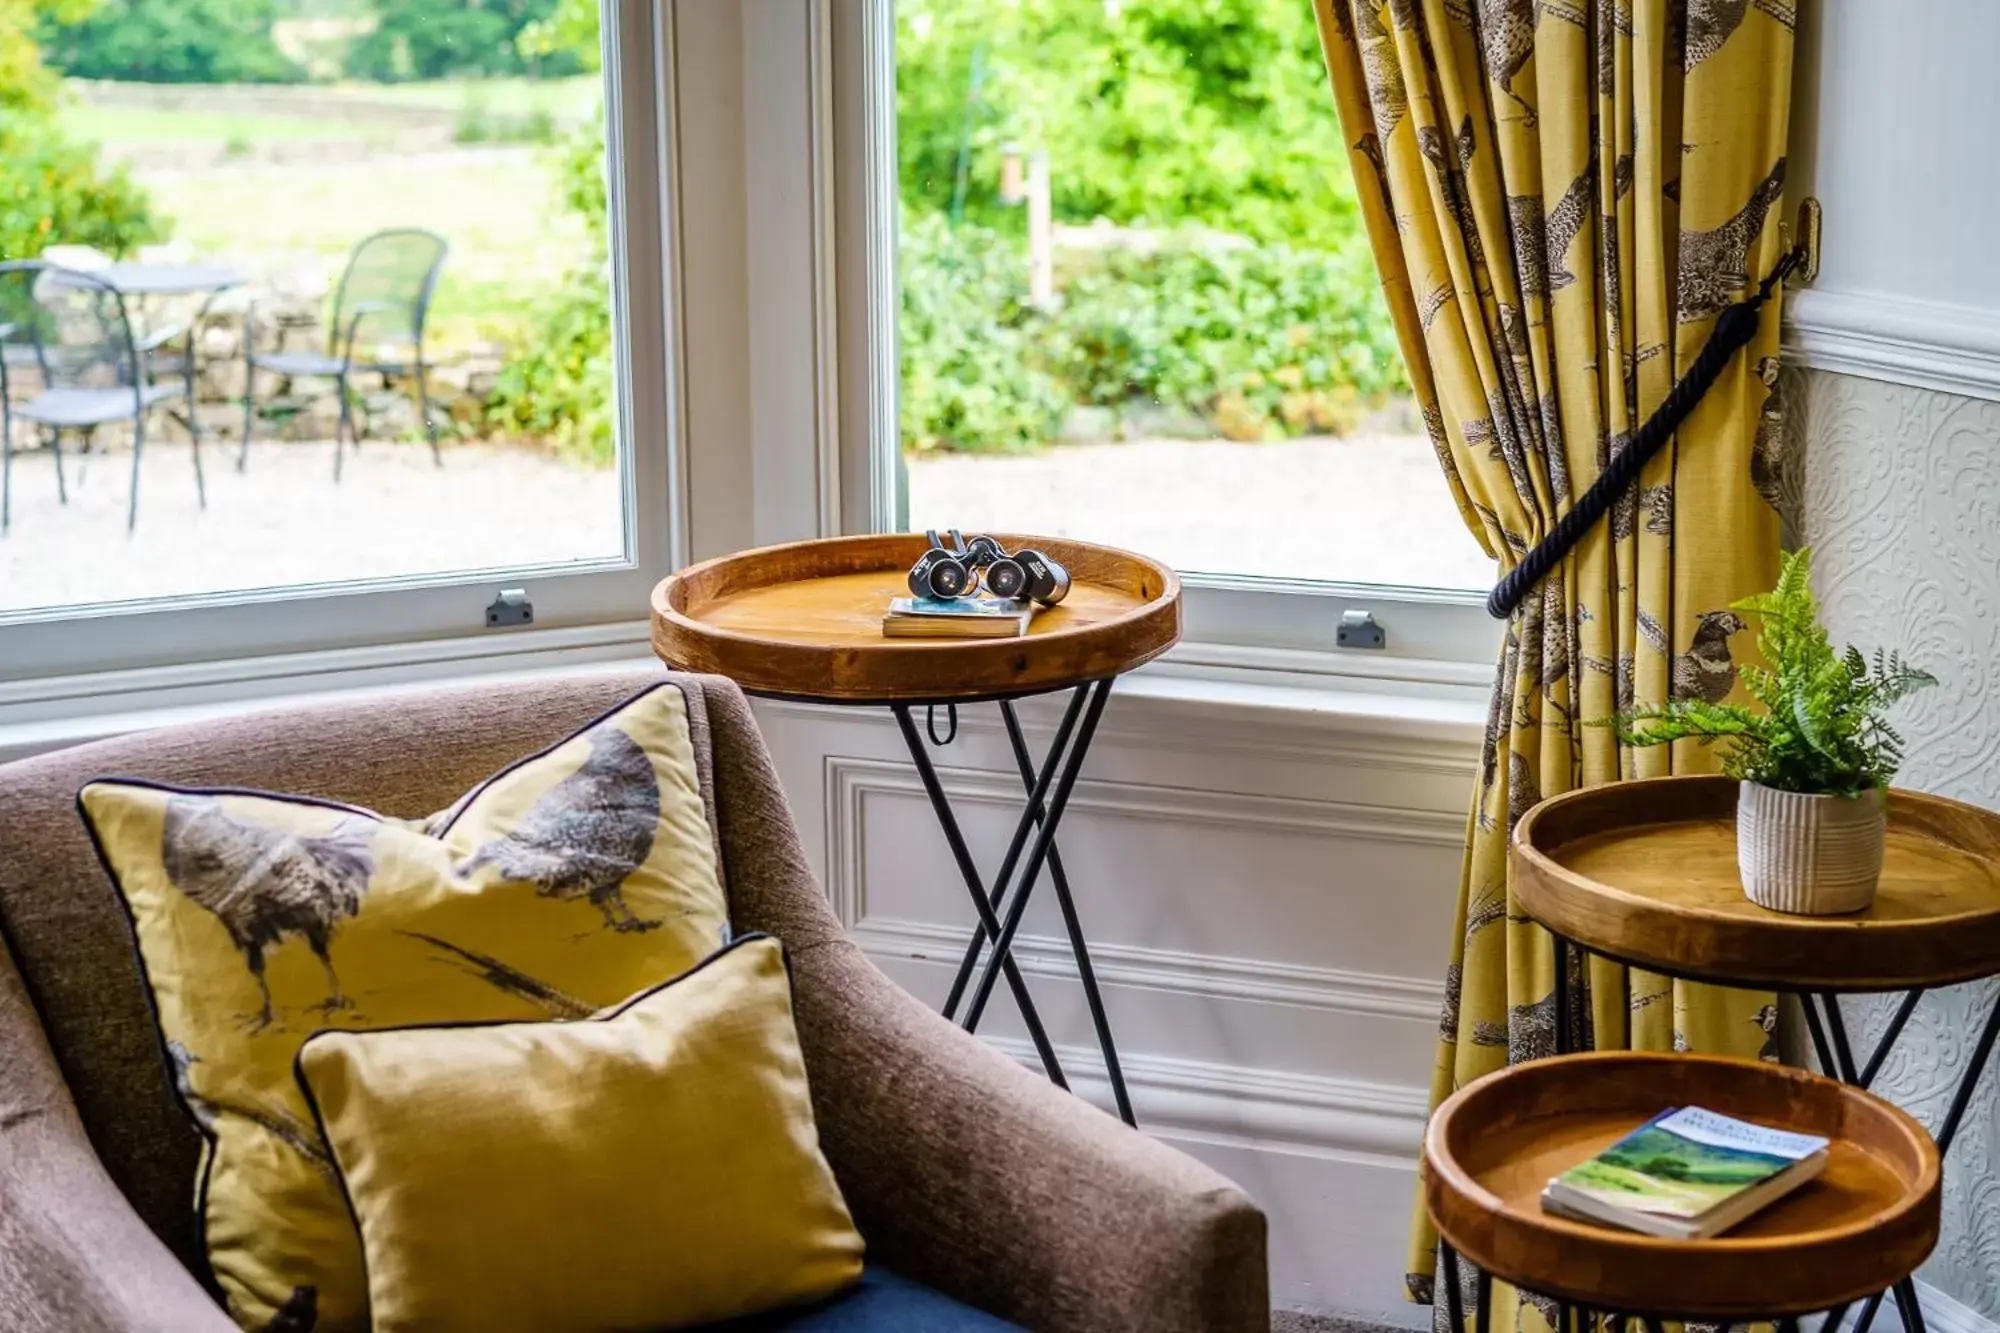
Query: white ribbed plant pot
1736 781 1887 915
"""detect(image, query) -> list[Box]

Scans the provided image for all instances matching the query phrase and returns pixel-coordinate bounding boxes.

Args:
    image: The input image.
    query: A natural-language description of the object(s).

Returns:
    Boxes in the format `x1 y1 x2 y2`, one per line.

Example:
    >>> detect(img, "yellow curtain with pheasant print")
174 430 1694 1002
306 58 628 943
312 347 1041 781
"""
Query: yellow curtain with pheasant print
1309 0 1795 1326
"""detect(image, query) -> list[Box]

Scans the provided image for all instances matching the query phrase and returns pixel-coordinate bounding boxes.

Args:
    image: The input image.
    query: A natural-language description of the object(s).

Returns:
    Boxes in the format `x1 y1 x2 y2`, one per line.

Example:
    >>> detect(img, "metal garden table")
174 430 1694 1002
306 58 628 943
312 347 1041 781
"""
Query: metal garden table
49 262 245 449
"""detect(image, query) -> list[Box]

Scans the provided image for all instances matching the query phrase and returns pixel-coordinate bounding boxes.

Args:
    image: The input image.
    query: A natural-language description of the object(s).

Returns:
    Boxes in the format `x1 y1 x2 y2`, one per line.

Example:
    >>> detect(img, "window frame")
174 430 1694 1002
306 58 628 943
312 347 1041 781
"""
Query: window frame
2 0 1502 730
821 0 1502 676
0 2 687 685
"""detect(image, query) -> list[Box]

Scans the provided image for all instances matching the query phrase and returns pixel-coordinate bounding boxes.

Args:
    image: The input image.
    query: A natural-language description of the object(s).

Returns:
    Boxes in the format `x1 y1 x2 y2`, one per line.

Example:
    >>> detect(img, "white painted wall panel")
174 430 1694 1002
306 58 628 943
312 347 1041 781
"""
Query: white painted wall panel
1786 2 2000 402
1797 370 2000 1321
1793 1 2000 311
1788 9 2000 1318
838 763 1461 978
750 686 1475 1324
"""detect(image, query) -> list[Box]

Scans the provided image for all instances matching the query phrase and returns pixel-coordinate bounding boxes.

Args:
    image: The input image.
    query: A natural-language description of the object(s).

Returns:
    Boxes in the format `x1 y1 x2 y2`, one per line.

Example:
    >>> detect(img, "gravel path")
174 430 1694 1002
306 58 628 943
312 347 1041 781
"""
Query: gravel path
2 439 622 613
908 433 1493 592
3 432 1490 616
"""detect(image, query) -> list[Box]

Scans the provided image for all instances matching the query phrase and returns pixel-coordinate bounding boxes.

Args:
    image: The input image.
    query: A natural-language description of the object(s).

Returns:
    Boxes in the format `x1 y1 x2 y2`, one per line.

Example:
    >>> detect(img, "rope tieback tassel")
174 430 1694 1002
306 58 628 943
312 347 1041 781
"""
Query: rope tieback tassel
1485 247 1805 620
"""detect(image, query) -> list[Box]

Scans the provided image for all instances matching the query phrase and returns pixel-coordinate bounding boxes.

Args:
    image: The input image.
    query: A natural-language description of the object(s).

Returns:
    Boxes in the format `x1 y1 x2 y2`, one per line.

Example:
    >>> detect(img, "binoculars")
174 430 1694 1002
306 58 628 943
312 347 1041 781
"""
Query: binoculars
907 530 1072 606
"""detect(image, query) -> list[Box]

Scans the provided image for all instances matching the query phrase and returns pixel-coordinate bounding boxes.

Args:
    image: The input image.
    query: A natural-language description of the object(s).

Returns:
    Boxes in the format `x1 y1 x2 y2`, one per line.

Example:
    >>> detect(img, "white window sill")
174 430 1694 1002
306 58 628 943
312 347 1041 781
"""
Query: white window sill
0 622 656 765
0 623 1488 767
1133 648 1487 745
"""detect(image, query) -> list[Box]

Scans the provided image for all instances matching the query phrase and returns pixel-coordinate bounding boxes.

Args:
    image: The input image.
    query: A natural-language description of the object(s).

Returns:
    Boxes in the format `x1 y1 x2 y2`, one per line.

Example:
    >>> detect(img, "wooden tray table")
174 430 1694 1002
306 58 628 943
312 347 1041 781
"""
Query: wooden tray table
652 533 1178 705
1510 774 2000 1333
1426 1052 1940 1326
652 534 1182 1127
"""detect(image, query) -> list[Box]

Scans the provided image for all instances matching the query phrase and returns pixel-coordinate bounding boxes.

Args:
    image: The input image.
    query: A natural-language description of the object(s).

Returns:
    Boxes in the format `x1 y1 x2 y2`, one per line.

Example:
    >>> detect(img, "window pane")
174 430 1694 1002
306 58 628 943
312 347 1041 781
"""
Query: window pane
2 1 624 617
893 0 1489 593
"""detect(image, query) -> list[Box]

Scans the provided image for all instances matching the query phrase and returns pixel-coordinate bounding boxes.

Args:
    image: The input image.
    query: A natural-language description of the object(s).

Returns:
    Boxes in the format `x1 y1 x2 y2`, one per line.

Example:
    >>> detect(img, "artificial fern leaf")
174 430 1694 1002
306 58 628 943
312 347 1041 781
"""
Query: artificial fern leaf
1600 546 1933 793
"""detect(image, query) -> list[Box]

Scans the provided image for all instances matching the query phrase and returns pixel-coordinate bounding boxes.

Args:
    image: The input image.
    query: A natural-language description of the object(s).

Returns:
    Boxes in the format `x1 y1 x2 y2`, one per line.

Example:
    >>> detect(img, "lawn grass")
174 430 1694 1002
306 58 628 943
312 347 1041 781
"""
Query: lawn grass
317 74 600 120
58 75 601 155
53 78 605 359
134 148 587 346
61 104 379 146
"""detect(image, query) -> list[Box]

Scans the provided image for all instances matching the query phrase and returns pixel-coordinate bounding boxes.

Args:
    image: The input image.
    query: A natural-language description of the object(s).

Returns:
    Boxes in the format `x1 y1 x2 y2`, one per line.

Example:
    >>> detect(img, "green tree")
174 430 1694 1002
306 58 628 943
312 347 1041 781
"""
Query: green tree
0 0 161 258
4 0 89 112
38 0 302 83
516 0 598 72
344 0 581 81
897 0 1359 245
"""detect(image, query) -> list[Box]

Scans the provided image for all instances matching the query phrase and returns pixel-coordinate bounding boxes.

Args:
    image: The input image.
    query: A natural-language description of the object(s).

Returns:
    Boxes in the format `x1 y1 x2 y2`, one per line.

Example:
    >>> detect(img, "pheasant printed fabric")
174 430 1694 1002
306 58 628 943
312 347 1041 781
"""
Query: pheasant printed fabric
1310 1 1796 1326
78 682 730 1333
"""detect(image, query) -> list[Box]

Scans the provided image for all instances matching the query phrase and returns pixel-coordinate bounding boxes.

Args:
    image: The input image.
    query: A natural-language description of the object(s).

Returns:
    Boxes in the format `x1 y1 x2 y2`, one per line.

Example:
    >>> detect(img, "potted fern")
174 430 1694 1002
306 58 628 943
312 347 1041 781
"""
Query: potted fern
1607 548 1935 915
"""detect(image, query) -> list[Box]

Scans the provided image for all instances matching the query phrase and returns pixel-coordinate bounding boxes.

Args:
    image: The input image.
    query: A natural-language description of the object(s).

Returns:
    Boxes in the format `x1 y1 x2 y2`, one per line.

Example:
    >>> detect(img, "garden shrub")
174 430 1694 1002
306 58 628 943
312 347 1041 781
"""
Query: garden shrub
484 266 612 465
480 0 611 464
0 130 160 259
553 106 607 247
898 217 1403 451
1052 237 1403 442
899 212 1066 455
485 117 611 464
486 121 1400 459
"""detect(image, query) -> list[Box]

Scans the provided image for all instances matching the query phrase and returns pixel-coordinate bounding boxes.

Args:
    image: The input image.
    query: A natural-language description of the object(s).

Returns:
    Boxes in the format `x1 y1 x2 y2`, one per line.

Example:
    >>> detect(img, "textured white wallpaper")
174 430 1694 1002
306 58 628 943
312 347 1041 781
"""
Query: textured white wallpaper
1794 367 2000 1318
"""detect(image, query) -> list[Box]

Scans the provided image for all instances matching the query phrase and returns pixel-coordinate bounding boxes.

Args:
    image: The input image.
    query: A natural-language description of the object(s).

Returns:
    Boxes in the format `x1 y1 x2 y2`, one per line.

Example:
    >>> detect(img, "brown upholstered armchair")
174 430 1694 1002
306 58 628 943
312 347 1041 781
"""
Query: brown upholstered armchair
0 670 1267 1332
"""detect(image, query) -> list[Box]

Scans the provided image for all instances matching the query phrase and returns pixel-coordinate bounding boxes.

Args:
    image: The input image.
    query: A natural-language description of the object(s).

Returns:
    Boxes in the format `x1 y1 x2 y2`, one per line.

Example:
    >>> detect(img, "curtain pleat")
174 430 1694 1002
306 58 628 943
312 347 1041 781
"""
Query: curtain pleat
1311 2 1796 1326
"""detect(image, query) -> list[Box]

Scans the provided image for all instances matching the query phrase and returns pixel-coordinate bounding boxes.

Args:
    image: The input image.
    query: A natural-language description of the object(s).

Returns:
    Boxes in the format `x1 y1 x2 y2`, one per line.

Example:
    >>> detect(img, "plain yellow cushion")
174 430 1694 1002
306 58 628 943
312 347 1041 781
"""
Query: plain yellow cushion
296 934 864 1333
78 683 731 1332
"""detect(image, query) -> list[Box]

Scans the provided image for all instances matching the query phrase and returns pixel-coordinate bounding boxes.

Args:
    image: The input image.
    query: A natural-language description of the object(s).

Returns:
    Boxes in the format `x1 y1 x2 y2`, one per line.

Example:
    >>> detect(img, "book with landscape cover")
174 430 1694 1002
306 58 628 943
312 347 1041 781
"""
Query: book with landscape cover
1540 1106 1830 1240
882 596 1037 639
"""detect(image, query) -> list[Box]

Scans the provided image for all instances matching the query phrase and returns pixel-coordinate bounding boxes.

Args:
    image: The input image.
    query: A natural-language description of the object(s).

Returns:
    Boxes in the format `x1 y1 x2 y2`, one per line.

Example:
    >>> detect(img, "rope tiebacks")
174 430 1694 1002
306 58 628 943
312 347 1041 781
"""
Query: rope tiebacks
1484 246 1806 620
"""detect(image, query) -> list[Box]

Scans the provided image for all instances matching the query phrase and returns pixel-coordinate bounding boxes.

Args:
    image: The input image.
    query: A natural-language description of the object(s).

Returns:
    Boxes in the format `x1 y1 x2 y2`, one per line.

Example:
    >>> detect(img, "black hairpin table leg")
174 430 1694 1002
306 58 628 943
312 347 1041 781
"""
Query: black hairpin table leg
959 680 1113 1029
1547 945 1993 1333
1441 1242 1467 1333
999 697 1135 1126
920 688 1088 1026
1554 932 1571 1057
893 678 1136 1127
893 702 1069 1089
1803 986 2000 1333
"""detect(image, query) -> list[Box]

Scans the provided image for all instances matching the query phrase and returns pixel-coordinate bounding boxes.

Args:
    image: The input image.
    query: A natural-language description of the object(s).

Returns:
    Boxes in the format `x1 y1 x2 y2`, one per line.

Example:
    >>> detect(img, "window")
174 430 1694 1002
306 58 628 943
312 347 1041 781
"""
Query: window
836 0 1500 669
3 1 1499 705
1 2 679 683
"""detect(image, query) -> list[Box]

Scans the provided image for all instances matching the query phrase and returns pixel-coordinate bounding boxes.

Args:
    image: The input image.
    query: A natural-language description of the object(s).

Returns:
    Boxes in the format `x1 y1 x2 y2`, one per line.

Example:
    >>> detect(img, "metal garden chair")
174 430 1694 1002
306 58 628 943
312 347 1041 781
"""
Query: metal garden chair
240 228 449 480
0 261 199 536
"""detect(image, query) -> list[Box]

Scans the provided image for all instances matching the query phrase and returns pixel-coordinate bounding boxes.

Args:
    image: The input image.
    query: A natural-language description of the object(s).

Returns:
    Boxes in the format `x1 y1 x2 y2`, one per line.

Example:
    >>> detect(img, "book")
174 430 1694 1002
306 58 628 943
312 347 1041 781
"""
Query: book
882 596 1036 639
1540 1106 1830 1240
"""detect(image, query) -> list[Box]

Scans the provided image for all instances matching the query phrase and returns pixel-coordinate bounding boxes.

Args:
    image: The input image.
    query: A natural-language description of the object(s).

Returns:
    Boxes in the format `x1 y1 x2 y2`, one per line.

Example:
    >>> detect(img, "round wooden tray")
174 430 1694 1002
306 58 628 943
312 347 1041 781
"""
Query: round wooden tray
650 534 1180 704
1513 775 2000 991
1426 1052 1940 1317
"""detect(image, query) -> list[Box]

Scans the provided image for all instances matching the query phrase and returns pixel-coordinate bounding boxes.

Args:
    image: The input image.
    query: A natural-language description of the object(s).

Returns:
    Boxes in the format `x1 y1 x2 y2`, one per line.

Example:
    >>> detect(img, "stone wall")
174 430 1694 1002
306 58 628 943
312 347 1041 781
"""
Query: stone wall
173 295 502 446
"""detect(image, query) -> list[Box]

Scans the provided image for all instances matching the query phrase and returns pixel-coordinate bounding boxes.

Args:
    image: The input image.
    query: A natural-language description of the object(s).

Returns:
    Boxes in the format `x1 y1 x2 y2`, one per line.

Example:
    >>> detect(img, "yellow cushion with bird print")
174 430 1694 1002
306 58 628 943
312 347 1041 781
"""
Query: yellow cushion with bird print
77 682 732 1333
294 934 864 1333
